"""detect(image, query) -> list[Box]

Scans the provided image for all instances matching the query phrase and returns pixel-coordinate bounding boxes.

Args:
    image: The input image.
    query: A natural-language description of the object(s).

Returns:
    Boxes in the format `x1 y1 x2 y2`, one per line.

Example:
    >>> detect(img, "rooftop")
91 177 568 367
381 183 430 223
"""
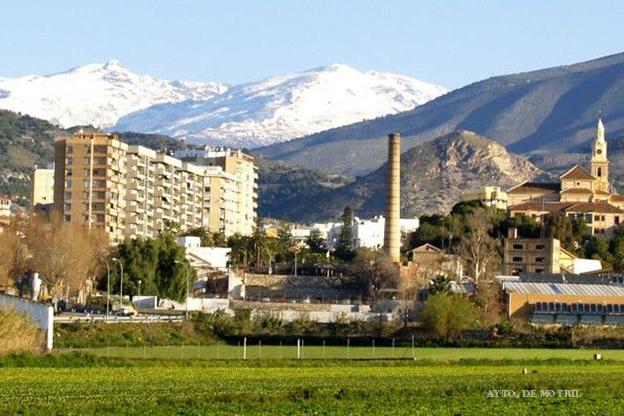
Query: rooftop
560 165 595 181
503 281 624 297
507 182 560 195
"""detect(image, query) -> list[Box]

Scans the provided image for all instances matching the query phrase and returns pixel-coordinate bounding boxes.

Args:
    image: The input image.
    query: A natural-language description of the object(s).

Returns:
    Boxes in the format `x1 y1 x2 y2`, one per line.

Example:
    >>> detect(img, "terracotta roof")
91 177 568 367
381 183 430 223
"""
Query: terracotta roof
560 187 593 195
509 201 624 214
564 202 624 214
611 194 624 202
507 182 560 194
560 165 595 181
508 202 573 212
595 189 611 195
411 243 441 253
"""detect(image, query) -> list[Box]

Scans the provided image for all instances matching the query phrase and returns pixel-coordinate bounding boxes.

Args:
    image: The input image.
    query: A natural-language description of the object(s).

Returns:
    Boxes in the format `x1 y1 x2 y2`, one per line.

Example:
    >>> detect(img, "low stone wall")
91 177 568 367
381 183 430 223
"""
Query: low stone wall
243 274 356 301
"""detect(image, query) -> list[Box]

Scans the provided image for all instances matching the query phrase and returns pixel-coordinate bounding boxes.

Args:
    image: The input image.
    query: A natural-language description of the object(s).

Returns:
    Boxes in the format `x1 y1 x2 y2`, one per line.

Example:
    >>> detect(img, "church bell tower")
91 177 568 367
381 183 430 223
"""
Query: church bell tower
591 118 609 192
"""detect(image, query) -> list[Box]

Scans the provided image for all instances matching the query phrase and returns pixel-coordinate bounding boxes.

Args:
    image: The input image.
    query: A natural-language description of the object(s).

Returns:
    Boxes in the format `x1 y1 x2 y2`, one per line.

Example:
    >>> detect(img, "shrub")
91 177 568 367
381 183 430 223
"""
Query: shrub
419 293 475 338
0 309 44 354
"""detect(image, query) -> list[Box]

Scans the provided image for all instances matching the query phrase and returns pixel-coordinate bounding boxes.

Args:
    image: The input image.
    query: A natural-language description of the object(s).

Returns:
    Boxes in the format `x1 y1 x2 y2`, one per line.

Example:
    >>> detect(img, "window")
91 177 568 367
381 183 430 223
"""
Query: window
95 214 105 223
535 244 545 250
64 203 71 211
535 268 545 273
65 169 73 177
92 202 105 211
595 215 600 221
65 157 73 165
94 145 107 153
617 216 621 225
64 191 72 199
535 257 546 263
598 167 602 177
512 256 523 262
64 215 71 221
66 145 74 154
512 244 523 250
65 179 72 188
602 215 606 221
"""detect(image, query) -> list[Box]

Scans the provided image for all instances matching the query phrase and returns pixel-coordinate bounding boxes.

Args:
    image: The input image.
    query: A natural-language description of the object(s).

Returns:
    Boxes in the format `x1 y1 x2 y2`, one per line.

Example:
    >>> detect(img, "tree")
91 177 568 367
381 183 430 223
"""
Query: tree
419 292 475 338
25 214 108 302
306 230 326 253
349 249 399 297
458 208 500 283
106 232 195 302
335 206 354 261
0 219 28 290
429 275 452 295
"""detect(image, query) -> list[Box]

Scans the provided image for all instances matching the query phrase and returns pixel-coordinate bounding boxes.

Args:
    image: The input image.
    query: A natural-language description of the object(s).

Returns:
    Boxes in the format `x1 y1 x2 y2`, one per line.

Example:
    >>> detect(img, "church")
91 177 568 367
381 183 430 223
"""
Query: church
507 119 624 237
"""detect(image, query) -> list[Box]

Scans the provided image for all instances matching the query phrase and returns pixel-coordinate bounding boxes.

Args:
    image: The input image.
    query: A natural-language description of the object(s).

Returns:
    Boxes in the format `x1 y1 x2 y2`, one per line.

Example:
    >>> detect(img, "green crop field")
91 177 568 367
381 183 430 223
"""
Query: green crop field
76 344 624 361
2 359 624 415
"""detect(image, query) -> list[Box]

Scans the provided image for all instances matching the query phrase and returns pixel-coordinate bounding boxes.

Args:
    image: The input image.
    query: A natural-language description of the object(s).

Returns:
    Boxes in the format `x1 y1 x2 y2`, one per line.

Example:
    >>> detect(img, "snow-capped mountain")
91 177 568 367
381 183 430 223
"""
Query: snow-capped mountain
0 60 228 128
115 63 448 148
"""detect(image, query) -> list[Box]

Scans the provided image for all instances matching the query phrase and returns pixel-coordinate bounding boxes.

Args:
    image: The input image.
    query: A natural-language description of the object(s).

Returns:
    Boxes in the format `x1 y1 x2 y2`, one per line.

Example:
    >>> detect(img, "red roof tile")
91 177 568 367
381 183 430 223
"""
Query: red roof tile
560 165 595 181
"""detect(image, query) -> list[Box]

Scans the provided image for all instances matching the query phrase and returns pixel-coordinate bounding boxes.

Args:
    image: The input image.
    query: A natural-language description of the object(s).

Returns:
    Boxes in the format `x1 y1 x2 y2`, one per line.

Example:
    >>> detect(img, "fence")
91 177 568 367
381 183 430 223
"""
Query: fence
0 293 54 350
54 314 184 324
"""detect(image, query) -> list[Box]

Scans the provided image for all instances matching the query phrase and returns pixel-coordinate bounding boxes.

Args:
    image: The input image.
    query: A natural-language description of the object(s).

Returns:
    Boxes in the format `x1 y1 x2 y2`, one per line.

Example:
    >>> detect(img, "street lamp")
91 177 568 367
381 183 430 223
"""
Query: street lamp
112 258 123 309
175 260 190 319
106 262 110 321
138 280 142 297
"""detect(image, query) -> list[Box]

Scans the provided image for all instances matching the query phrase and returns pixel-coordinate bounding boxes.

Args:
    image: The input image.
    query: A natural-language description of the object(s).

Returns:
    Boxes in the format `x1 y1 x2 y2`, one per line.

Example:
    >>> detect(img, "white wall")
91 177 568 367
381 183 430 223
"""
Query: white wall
573 259 602 274
0 293 54 350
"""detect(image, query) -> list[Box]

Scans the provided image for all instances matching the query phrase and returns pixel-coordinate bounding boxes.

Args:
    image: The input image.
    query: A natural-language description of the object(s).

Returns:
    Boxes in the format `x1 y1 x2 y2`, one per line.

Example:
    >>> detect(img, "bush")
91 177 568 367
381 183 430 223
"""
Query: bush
419 293 475 338
0 309 44 354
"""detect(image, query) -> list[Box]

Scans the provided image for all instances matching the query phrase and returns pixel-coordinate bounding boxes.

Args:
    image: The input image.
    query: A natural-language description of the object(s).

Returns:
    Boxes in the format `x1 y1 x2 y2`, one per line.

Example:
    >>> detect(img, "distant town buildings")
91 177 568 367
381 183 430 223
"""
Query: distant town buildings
507 119 624 238
52 132 257 243
0 195 11 218
325 215 419 250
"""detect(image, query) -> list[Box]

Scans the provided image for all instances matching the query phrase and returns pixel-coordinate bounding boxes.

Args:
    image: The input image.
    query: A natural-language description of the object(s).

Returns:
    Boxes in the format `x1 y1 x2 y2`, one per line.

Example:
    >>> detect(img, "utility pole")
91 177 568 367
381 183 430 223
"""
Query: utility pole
112 258 123 309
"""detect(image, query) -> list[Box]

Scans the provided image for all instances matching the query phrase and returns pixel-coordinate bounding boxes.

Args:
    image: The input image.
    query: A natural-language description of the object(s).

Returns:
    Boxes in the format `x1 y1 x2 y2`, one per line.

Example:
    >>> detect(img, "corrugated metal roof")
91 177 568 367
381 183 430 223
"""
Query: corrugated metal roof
504 281 624 297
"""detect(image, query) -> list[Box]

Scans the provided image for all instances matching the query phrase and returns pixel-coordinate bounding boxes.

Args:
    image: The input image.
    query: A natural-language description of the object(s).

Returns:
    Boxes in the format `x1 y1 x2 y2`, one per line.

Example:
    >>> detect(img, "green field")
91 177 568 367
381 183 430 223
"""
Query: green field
77 344 624 361
2 359 624 415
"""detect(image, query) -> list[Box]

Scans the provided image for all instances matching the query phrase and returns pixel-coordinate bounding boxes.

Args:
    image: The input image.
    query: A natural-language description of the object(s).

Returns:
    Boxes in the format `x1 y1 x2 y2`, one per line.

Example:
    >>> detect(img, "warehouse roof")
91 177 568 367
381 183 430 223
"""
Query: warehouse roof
503 281 624 297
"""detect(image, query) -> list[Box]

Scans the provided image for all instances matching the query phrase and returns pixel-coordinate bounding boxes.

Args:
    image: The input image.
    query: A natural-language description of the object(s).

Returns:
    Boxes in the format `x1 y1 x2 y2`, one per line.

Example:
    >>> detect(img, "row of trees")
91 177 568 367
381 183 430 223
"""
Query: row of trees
0 215 107 302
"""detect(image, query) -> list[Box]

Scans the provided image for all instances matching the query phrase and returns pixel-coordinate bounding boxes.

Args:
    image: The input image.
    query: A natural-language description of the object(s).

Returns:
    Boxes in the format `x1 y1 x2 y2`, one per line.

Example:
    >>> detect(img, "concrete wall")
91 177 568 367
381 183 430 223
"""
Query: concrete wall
0 293 54 350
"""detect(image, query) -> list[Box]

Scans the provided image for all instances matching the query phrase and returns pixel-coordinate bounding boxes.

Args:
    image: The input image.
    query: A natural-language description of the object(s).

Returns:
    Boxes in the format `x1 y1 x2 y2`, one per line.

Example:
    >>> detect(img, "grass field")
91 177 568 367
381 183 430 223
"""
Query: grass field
2 359 624 415
76 344 624 361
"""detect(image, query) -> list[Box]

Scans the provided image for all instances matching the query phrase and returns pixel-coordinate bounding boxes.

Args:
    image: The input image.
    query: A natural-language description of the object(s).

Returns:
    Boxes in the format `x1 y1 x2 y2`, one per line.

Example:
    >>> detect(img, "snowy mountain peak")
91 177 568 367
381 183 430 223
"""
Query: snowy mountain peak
0 60 228 128
0 61 447 148
116 64 448 148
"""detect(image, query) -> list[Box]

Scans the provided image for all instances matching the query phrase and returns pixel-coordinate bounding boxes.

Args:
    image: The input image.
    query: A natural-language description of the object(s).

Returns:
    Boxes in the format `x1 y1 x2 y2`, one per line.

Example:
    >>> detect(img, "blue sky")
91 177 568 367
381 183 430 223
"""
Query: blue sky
1 1 623 89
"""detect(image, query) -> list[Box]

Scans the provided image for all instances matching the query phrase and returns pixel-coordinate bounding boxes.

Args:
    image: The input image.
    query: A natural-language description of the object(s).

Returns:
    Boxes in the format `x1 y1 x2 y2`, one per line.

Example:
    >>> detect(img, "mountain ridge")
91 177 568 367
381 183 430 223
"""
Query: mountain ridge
256 51 624 176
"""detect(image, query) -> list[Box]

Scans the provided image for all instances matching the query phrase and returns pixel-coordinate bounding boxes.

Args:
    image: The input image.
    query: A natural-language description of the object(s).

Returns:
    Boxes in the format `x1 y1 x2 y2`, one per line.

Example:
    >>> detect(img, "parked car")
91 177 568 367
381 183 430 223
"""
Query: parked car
116 306 138 317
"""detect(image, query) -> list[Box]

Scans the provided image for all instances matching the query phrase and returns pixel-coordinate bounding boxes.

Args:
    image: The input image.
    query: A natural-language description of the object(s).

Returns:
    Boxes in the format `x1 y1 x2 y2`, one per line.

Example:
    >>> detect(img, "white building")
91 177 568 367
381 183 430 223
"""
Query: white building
178 236 231 272
31 164 55 211
0 196 11 218
321 216 419 250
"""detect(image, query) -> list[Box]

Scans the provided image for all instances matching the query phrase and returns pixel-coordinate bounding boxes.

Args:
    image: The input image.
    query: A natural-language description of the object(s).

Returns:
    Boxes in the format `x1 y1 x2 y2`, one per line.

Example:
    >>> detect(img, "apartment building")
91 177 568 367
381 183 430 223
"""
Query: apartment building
125 146 204 238
53 132 128 243
176 147 258 236
53 133 258 243
31 165 55 211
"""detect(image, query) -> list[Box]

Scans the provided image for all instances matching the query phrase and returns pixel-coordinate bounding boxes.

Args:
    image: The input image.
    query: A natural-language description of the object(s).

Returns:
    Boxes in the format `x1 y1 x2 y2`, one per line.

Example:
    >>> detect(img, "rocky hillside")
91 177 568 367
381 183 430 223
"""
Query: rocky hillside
255 157 352 220
279 131 548 222
257 52 624 176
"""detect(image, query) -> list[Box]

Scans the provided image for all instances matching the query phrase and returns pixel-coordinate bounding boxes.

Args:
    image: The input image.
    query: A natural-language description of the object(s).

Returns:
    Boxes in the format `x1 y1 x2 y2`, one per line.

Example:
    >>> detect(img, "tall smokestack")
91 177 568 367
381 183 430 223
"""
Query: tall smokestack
383 133 401 263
